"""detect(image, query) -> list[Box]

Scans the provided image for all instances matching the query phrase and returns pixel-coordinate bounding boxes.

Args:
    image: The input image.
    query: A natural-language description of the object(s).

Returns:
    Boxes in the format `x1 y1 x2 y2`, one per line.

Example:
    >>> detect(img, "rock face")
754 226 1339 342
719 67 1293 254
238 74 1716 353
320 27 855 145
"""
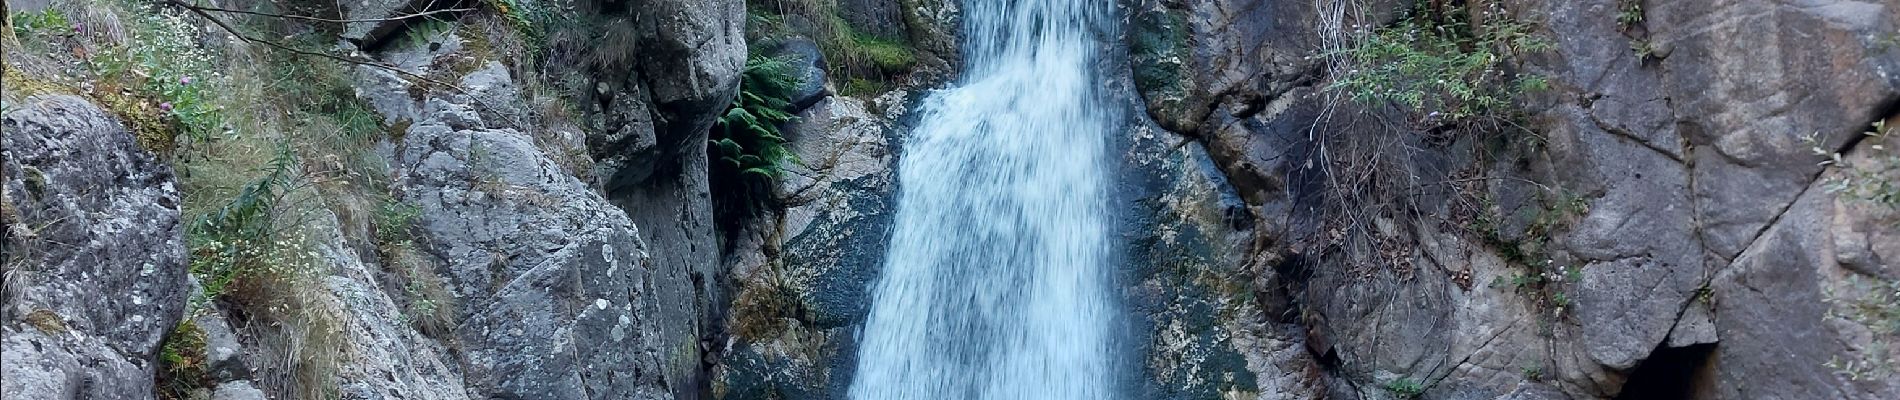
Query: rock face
394 96 671 399
345 0 749 394
1119 119 1328 400
1127 0 1900 399
714 95 901 400
2 96 188 399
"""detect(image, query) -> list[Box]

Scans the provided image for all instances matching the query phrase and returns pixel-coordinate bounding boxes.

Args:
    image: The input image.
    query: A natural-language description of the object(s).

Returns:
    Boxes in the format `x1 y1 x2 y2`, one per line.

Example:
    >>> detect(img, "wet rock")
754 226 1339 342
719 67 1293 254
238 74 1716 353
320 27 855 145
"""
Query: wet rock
1120 117 1325 399
715 96 897 400
1 95 187 400
898 0 962 68
840 0 909 39
766 38 832 113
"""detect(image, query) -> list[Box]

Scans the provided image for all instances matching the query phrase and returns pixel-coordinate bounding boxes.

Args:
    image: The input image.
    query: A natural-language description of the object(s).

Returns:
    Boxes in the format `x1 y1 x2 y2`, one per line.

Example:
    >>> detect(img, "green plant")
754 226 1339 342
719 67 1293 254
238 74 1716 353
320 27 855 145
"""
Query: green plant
156 319 209 400
840 77 887 97
1823 275 1900 381
85 3 227 145
747 0 915 94
10 7 71 38
1326 1 1551 124
1521 365 1545 381
373 200 422 244
1815 120 1899 209
708 55 803 224
190 144 299 303
1630 38 1656 60
1616 0 1645 29
1384 377 1426 398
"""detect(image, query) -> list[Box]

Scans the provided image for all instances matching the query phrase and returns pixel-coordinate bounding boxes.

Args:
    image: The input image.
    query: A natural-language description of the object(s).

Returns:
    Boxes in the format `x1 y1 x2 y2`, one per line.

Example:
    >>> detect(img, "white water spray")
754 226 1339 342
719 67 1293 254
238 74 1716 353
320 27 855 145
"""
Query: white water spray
848 0 1120 399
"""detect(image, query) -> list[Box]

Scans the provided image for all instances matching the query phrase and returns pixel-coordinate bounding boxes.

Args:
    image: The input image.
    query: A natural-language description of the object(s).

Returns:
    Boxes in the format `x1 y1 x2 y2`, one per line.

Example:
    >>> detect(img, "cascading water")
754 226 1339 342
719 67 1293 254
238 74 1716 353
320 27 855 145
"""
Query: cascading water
848 0 1120 398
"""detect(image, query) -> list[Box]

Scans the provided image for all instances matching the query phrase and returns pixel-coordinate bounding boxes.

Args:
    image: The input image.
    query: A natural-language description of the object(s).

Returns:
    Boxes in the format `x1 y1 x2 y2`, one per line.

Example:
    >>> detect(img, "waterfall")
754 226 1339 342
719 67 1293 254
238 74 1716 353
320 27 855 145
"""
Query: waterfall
848 0 1121 399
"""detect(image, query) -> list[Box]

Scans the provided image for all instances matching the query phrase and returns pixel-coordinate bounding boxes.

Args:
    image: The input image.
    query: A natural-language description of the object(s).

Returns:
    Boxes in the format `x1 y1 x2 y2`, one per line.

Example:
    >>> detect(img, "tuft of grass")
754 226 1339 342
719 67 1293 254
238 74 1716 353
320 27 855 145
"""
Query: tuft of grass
845 29 916 72
370 198 457 337
22 309 66 333
839 77 886 97
156 319 209 400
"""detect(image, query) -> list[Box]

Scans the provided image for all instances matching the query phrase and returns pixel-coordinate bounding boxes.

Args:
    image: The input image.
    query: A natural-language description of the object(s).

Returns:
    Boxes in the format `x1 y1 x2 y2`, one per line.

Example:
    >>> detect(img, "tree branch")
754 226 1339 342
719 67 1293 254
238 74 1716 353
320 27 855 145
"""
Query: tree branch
183 4 474 24
164 0 461 90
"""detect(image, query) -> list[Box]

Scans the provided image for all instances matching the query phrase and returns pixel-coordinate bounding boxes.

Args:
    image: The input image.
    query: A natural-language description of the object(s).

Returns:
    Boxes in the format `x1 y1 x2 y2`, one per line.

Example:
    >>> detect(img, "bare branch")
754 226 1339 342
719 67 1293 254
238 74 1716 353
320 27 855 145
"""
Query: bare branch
182 4 475 24
164 0 461 90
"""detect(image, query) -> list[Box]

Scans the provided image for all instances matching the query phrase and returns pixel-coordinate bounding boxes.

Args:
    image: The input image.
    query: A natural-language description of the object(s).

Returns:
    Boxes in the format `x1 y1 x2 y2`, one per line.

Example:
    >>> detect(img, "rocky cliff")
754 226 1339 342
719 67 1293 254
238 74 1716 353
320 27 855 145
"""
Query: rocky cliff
1126 0 1900 399
3 0 1897 399
5 0 746 398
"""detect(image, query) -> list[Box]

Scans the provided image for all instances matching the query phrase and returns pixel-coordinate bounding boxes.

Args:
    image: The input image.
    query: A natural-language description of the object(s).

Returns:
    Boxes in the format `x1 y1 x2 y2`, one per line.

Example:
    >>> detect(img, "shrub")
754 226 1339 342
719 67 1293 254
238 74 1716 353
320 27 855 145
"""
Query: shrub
9 7 72 39
709 55 803 226
1824 275 1900 381
190 144 300 302
1816 120 1899 209
1326 1 1551 125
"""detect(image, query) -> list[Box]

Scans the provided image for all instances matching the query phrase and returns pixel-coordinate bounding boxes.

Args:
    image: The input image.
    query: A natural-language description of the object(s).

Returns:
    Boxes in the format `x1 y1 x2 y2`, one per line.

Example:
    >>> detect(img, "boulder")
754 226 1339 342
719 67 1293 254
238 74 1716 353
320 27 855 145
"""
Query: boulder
766 37 832 113
715 96 898 400
1 95 187 399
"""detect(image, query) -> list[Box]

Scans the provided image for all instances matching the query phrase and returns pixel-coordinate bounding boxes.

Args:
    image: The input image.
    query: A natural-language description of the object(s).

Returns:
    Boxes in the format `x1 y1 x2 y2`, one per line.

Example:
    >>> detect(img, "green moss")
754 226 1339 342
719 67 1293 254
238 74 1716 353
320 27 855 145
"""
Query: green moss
23 309 66 334
1 63 72 100
1130 8 1188 93
840 77 886 97
850 31 916 72
89 79 181 155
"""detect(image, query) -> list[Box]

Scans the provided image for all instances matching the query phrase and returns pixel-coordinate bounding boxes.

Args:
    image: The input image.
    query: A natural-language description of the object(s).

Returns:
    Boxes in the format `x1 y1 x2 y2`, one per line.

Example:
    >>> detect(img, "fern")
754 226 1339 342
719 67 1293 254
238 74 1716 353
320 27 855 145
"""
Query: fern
709 56 804 226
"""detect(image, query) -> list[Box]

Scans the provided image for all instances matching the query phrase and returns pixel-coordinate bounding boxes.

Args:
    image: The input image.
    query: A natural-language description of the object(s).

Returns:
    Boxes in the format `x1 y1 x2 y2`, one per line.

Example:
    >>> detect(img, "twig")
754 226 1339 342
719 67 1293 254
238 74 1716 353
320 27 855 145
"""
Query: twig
183 4 475 24
165 0 462 91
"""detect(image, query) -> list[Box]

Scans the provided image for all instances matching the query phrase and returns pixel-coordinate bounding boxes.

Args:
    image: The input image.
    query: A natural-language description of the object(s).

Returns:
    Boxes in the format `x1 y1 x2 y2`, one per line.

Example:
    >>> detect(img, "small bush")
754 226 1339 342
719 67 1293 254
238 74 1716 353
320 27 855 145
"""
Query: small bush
1327 1 1551 124
190 144 301 301
9 7 72 39
1814 120 1899 209
1824 275 1900 381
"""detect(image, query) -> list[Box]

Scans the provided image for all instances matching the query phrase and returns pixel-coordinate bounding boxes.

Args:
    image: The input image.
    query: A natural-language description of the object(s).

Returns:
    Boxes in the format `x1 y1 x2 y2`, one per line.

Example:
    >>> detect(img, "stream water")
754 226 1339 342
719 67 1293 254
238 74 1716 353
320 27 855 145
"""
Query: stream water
847 0 1122 398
